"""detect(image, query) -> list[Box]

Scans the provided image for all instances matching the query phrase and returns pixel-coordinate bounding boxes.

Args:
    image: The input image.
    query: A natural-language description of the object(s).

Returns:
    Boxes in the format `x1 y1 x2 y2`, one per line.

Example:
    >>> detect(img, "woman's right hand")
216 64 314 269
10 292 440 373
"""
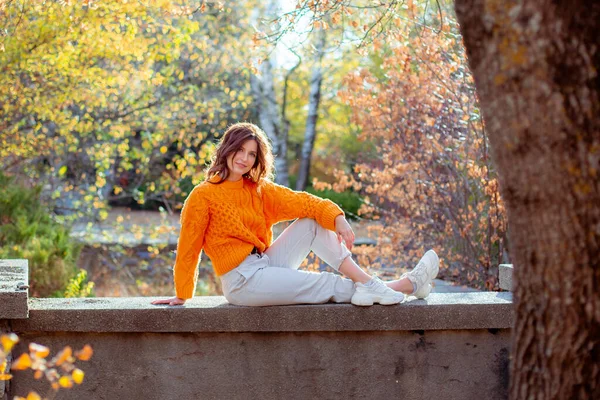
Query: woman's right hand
151 297 186 306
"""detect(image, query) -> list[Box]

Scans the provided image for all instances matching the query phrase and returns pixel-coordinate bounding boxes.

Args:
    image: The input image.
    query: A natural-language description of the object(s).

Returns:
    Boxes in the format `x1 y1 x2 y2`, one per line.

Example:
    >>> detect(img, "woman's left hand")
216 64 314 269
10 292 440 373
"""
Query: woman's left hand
335 215 355 251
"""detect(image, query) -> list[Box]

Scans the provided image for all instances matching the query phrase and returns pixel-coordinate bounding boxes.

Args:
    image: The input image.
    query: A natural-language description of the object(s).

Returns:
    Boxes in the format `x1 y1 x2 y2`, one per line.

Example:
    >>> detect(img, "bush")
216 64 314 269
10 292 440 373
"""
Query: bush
288 174 363 220
306 187 363 221
0 173 87 297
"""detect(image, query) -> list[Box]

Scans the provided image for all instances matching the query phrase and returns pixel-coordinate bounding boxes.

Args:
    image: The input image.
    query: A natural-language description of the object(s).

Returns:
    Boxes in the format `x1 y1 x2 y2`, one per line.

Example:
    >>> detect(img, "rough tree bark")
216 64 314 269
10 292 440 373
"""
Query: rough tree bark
454 0 599 398
296 30 326 192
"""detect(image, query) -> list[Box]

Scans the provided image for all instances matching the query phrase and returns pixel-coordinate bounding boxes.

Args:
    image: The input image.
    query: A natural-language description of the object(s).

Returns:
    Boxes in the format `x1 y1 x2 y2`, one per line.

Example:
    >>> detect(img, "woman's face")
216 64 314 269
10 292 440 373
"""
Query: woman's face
226 139 258 181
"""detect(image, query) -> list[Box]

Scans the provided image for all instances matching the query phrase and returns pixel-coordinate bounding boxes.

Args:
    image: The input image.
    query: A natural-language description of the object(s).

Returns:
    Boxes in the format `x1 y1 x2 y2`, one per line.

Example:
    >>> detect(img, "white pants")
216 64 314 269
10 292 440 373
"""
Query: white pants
220 218 356 306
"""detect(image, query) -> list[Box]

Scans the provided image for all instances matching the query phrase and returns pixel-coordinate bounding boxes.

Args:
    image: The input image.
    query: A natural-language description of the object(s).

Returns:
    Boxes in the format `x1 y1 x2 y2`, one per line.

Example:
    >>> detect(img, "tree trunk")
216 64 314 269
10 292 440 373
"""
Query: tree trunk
296 30 326 191
454 1 599 398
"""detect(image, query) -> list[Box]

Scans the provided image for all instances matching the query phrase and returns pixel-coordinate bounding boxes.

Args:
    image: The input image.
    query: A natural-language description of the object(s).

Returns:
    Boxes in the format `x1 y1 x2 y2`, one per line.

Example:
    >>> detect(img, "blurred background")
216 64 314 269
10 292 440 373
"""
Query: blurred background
0 0 508 298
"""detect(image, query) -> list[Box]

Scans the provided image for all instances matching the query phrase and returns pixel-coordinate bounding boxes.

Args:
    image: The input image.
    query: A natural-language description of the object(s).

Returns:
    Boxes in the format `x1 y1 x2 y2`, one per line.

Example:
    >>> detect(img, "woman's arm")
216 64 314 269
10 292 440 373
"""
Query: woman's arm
261 180 344 232
151 186 209 305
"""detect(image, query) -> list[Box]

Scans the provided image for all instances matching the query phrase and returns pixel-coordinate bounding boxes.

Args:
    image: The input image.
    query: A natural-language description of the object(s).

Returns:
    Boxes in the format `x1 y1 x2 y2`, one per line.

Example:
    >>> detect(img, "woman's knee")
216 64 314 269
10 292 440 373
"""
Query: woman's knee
295 218 318 232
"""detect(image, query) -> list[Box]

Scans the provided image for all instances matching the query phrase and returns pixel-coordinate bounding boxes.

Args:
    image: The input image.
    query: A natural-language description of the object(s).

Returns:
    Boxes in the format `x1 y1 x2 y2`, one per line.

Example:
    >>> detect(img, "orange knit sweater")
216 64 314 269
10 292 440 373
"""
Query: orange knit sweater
173 176 344 299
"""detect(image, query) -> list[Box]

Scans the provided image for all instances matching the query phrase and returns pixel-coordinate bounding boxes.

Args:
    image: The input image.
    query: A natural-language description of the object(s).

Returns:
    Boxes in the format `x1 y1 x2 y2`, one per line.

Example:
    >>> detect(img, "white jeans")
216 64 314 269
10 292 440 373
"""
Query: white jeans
220 218 356 306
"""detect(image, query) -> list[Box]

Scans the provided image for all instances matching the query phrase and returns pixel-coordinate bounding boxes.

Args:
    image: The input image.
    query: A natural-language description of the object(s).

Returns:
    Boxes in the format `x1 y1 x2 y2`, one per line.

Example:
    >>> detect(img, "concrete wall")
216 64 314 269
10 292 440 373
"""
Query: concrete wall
11 329 510 400
1 261 514 400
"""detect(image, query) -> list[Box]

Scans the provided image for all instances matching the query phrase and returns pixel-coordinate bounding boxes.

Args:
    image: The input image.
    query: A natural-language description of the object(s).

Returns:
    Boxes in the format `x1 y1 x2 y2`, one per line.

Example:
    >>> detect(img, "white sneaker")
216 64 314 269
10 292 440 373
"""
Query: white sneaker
351 276 404 306
401 250 439 299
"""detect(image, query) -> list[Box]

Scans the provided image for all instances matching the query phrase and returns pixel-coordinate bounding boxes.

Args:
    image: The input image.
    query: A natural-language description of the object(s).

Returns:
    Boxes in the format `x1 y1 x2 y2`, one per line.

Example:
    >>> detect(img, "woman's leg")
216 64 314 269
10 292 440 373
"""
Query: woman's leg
226 266 356 306
265 218 351 272
338 256 371 284
264 218 403 306
267 218 438 297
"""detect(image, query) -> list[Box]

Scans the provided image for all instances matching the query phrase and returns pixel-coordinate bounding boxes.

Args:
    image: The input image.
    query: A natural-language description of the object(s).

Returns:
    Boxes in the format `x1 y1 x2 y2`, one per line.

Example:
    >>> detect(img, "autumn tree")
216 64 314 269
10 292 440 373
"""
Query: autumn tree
0 1 255 220
286 0 599 397
311 12 505 289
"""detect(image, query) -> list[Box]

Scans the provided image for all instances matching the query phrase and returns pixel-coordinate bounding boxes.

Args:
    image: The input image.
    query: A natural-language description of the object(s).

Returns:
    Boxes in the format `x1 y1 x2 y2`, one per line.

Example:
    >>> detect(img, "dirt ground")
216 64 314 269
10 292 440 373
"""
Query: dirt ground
76 208 379 297
76 208 476 297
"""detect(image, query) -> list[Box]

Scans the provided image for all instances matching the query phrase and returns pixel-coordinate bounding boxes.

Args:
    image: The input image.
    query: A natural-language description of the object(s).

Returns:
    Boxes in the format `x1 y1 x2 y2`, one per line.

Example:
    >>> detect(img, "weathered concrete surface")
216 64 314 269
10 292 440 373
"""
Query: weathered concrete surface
0 260 28 319
499 264 514 291
12 292 513 333
10 329 510 400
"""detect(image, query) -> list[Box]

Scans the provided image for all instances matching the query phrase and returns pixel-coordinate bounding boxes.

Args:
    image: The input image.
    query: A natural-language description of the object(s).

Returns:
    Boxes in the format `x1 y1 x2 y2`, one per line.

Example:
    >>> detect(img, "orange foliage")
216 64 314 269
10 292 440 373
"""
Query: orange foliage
1 333 93 400
334 20 508 289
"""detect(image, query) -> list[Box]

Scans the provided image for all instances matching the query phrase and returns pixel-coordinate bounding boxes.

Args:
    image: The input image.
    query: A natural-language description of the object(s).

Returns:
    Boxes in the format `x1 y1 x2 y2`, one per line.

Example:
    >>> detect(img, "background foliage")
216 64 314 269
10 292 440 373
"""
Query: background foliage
0 172 84 297
0 0 507 295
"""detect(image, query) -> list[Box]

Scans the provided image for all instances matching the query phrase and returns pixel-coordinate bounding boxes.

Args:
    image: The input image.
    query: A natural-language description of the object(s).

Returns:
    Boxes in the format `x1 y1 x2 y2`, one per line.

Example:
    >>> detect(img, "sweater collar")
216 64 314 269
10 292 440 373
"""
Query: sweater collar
208 174 245 189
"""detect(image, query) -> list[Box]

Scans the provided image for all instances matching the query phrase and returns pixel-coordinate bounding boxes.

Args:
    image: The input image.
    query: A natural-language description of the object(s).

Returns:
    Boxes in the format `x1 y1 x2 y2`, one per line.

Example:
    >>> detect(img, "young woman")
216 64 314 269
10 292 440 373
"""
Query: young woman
152 123 439 307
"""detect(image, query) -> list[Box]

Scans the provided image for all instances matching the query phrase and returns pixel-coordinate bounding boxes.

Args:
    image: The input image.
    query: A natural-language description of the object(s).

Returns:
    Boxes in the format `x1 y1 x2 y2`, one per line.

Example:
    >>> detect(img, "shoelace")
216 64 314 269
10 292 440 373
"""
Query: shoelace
364 276 390 292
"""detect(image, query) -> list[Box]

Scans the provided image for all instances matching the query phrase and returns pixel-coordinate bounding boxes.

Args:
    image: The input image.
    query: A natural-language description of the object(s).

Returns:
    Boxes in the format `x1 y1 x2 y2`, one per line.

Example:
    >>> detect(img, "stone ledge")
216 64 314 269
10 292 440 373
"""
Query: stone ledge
11 292 513 333
0 259 29 319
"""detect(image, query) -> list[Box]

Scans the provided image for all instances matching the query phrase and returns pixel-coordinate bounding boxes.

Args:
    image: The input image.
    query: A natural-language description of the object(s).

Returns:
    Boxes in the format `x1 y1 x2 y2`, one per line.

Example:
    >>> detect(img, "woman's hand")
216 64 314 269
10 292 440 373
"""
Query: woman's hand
335 215 355 251
151 297 186 306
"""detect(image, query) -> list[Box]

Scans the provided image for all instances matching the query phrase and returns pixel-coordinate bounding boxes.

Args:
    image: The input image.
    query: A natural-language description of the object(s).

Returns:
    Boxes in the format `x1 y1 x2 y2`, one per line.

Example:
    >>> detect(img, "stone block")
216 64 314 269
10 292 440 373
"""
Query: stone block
0 260 29 319
499 264 513 291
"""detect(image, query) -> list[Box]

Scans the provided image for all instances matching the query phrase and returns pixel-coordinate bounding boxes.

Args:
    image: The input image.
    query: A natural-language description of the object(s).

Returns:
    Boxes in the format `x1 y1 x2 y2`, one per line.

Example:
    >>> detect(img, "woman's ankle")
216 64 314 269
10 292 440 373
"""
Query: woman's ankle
338 257 371 284
386 277 415 294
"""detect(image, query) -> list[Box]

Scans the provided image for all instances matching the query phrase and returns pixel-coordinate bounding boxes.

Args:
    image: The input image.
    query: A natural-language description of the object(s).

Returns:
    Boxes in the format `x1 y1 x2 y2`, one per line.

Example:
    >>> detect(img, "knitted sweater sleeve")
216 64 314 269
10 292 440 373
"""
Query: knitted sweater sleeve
173 186 210 300
261 180 343 231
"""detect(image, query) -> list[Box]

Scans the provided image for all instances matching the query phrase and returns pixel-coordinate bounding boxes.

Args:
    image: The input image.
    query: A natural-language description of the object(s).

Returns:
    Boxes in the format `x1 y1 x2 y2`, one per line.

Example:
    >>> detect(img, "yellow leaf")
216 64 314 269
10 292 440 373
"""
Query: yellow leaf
72 368 84 384
29 343 50 359
331 12 341 24
58 165 67 176
11 353 32 370
59 376 73 388
1 333 19 352
76 345 93 361
98 210 108 220
34 370 43 380
0 373 12 380
54 346 72 366
26 392 41 400
160 146 168 154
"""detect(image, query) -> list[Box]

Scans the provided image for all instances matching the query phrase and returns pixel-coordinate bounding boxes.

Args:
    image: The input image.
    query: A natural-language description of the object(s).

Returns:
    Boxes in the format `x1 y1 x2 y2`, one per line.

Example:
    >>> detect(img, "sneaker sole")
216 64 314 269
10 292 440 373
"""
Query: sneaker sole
351 293 404 306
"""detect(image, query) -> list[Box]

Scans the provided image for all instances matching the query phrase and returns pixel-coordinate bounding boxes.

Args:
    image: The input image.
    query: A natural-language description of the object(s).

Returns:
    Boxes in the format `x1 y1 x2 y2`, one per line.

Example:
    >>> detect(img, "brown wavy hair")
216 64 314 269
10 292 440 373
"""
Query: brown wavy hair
206 122 274 183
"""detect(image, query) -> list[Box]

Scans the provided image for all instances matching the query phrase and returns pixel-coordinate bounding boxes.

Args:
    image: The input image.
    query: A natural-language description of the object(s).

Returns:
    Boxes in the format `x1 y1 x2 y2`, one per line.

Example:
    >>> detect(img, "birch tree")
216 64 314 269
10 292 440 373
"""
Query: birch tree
296 29 327 191
250 54 300 186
